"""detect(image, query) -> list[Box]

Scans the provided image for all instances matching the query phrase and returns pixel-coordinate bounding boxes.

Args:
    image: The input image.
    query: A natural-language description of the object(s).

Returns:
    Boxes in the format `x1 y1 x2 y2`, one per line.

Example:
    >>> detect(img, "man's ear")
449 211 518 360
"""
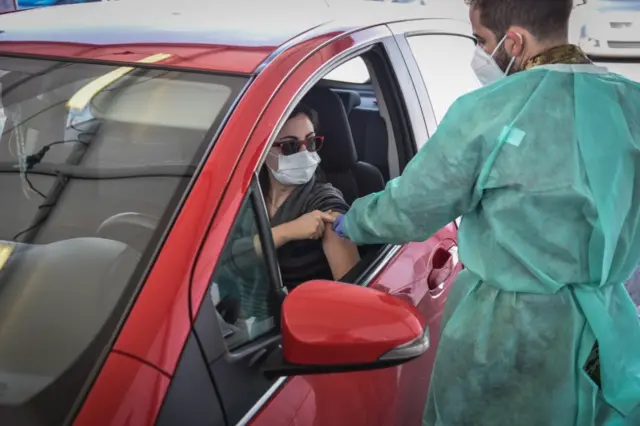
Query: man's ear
505 28 526 56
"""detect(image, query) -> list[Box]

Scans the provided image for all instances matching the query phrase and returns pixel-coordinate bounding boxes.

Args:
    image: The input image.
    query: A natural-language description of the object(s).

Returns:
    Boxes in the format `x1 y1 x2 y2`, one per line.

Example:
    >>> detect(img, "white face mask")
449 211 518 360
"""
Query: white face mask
266 150 320 186
471 34 517 86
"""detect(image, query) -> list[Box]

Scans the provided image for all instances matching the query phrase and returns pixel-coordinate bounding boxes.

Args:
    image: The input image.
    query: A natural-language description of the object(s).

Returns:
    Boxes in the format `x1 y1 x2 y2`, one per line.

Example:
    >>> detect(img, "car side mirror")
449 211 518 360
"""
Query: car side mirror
262 280 428 379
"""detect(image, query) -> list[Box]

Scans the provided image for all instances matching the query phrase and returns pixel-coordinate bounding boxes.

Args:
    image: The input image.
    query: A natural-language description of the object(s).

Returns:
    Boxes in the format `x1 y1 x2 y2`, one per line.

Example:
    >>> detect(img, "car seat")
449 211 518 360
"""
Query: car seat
302 87 385 205
334 89 361 116
349 108 390 181
336 89 391 181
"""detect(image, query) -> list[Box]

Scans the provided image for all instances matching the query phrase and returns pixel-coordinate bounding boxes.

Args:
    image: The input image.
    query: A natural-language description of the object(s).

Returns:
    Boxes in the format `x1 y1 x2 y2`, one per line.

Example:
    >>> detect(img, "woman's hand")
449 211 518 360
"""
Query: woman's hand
281 210 336 241
271 211 335 248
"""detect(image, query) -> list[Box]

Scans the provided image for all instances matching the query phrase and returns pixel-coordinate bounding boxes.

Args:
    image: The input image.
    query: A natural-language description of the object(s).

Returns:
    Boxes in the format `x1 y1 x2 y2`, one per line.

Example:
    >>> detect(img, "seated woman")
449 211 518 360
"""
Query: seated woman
255 103 360 289
213 104 360 331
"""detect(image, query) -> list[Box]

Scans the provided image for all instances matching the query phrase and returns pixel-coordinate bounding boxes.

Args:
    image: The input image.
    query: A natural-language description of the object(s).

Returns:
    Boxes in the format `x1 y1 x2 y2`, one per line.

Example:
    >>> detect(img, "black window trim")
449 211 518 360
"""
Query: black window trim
218 176 285 365
249 176 287 315
367 40 419 170
210 178 284 364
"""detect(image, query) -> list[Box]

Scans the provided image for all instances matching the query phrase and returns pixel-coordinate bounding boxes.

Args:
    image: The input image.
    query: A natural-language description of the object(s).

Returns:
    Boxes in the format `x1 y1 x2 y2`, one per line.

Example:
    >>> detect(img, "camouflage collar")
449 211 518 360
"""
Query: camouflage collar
522 44 592 70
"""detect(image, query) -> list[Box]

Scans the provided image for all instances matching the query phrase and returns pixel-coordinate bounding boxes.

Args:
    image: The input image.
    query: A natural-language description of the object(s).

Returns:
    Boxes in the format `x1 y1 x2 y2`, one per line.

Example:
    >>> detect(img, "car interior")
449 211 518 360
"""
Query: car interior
291 48 418 281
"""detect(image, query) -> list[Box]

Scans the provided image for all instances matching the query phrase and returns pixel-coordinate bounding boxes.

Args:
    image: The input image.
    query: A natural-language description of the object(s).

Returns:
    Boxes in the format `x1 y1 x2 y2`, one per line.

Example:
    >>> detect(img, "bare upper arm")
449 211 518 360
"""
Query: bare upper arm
322 226 360 280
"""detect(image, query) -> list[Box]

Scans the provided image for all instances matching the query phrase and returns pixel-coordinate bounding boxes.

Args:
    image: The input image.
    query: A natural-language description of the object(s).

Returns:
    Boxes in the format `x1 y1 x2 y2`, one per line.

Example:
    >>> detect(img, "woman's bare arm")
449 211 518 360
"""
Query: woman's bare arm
252 224 292 256
322 226 360 280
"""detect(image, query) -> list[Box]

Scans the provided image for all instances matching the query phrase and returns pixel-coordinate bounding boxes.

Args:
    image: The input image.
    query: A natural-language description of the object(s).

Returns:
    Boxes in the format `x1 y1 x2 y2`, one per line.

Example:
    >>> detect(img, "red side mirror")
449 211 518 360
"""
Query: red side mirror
263 280 428 378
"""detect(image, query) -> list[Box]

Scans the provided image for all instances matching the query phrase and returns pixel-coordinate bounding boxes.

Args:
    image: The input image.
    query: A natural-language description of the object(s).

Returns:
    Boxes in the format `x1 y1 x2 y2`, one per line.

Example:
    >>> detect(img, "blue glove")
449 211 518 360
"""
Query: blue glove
332 214 347 239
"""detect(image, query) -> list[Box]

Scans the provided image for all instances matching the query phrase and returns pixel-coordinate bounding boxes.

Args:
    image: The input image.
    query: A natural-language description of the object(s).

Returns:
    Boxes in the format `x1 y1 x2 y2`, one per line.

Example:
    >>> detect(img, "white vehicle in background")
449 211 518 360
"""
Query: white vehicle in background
573 0 640 57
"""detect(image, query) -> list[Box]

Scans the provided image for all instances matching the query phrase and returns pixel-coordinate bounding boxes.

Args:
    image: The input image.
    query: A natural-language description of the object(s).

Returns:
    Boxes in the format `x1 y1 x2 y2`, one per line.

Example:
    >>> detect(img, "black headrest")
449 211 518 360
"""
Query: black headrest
302 87 357 172
334 90 361 114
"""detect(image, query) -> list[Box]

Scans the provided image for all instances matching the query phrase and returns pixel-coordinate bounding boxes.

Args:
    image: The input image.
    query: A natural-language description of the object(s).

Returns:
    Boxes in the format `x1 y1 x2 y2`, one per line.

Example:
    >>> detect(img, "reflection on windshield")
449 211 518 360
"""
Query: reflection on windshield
0 56 246 425
67 53 172 114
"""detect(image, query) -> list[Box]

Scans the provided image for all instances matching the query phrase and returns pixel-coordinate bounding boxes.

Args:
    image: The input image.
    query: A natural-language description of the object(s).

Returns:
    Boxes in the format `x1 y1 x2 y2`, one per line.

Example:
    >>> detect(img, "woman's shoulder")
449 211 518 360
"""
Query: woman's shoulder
306 181 349 213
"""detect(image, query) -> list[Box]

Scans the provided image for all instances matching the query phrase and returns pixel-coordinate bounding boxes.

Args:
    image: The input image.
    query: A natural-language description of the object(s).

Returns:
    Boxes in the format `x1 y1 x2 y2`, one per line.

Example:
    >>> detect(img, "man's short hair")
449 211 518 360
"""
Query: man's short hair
465 0 573 41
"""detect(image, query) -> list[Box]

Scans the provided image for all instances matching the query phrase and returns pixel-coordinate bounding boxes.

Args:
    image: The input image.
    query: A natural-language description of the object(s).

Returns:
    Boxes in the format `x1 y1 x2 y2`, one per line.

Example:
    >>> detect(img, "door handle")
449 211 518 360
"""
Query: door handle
427 243 458 292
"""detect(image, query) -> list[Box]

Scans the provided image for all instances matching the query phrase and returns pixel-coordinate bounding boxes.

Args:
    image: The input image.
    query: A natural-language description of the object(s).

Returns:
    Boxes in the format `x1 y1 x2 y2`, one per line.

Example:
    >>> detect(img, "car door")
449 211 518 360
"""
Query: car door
185 25 407 426
244 28 461 426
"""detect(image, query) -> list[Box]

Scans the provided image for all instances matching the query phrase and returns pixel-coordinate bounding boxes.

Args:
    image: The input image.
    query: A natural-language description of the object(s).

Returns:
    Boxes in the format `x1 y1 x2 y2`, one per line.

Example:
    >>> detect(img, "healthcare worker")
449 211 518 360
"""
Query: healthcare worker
332 0 640 424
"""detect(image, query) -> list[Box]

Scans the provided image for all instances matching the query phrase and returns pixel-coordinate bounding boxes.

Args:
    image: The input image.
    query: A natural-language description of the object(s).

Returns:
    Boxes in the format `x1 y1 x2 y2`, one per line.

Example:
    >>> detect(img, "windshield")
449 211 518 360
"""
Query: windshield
0 56 246 425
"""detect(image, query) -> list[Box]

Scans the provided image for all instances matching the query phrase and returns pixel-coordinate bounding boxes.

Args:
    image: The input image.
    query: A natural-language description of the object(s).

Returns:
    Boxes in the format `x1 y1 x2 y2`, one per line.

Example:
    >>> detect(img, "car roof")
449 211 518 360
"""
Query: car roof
0 0 470 73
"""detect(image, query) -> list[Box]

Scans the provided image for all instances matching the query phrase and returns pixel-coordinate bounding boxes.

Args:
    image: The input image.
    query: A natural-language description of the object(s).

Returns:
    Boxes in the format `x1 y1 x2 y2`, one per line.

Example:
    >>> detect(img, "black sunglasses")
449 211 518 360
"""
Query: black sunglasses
273 136 324 156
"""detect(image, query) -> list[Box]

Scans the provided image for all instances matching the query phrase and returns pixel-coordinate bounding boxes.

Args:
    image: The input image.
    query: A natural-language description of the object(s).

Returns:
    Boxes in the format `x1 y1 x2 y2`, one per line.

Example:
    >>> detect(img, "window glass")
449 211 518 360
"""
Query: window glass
323 57 370 84
407 35 480 123
208 191 276 350
0 56 246 424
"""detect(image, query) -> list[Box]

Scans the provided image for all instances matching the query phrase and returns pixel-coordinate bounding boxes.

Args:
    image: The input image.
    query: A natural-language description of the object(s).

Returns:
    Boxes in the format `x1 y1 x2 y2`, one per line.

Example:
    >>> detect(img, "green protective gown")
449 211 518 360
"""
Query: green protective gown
342 64 640 425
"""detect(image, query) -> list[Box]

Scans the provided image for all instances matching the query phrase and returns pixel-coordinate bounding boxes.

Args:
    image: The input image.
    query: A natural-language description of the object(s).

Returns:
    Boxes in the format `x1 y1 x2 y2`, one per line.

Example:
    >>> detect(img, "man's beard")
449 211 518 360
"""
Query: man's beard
493 45 515 74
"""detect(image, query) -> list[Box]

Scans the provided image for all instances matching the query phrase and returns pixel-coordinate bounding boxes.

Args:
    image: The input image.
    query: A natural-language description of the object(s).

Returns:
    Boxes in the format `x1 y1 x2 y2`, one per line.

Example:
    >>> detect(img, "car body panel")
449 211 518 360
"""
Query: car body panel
0 1 329 73
249 227 460 426
248 226 460 426
377 224 460 425
74 352 170 426
0 41 278 74
251 371 401 426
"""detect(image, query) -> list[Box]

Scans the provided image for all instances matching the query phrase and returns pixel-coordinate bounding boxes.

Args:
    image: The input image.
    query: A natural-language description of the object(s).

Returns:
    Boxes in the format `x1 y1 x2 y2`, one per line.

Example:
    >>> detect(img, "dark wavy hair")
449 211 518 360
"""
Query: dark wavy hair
465 0 573 41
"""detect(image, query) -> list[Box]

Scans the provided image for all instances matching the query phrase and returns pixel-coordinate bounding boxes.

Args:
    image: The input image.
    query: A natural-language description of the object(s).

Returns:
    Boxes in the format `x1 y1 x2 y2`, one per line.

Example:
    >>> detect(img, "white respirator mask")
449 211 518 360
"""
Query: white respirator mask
471 33 521 86
266 150 321 186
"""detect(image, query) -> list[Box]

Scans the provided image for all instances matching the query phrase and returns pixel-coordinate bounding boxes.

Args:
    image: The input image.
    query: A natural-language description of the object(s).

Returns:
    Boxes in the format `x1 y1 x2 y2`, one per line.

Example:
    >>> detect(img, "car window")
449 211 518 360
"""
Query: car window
0 56 246 425
407 34 480 123
207 190 277 350
323 57 370 84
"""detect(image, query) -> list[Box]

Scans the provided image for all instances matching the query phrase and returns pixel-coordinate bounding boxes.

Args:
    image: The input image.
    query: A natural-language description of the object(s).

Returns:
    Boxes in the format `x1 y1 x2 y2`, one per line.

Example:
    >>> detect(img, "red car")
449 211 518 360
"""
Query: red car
0 2 480 425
